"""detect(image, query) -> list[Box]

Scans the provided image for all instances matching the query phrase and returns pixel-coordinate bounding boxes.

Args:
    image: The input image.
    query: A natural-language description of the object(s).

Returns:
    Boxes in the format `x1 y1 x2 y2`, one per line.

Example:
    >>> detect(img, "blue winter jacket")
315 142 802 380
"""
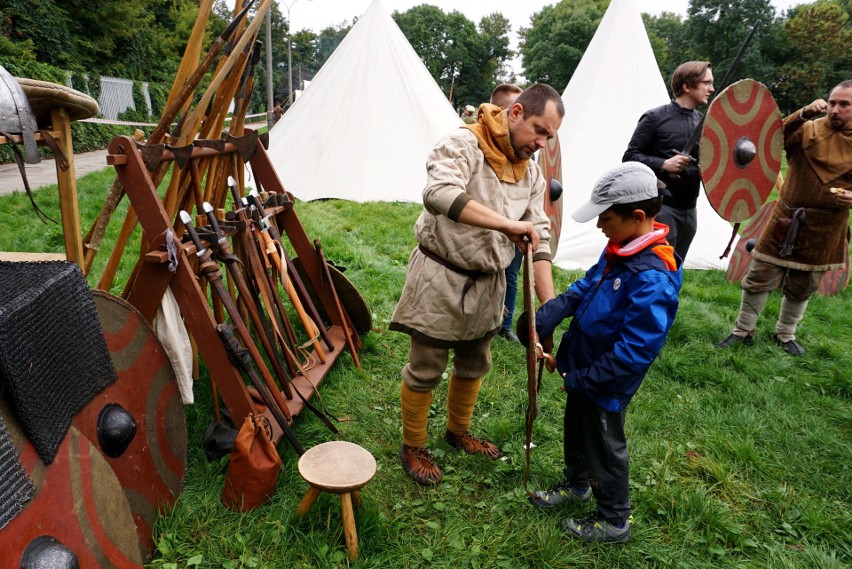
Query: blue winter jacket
536 243 682 412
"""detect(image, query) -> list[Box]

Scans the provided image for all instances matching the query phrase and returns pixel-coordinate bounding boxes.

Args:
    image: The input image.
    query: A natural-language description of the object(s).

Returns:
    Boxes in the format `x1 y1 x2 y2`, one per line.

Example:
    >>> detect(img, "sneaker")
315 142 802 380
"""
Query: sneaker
444 430 501 460
715 333 753 348
528 480 592 508
400 445 442 486
772 333 805 355
562 514 631 543
498 328 520 343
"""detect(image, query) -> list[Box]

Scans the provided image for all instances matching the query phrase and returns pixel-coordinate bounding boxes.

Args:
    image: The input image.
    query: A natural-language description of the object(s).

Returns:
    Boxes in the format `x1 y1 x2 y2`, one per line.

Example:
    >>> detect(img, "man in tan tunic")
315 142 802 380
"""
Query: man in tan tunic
717 80 852 355
390 83 564 485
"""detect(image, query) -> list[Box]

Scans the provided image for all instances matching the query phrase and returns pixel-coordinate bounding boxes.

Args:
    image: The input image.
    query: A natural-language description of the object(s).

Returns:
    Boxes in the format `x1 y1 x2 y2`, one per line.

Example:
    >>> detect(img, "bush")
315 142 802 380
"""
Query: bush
2 58 66 84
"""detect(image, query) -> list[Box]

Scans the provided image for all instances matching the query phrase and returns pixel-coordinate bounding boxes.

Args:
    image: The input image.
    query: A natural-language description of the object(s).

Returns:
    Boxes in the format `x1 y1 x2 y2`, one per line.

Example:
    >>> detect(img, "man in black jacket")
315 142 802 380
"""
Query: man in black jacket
623 61 714 263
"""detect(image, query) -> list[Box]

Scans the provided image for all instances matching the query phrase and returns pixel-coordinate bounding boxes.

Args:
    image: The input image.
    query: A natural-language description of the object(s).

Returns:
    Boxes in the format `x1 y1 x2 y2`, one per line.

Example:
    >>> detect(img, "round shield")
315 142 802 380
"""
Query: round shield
71 290 187 559
700 79 782 222
16 76 99 128
0 401 144 568
539 133 563 257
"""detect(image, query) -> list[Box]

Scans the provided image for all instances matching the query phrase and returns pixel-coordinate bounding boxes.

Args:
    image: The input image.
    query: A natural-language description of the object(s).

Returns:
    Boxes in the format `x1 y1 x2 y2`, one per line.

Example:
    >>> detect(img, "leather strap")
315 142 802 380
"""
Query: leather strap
0 129 55 223
36 129 68 172
778 208 806 258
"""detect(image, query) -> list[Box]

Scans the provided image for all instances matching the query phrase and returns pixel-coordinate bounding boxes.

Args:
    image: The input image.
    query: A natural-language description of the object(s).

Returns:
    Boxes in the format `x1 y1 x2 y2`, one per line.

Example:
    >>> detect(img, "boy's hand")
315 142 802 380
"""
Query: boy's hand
540 334 553 356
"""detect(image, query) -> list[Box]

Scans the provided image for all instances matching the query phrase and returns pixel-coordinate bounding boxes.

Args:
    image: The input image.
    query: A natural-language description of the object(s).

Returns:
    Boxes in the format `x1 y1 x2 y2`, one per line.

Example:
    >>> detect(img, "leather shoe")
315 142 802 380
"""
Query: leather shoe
445 430 501 460
772 333 805 355
400 445 442 485
499 328 520 343
715 333 753 348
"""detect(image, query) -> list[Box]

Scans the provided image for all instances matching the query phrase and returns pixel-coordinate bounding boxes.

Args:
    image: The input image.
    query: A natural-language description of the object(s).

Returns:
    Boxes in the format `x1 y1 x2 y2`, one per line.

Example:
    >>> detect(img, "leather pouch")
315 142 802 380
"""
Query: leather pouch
222 414 281 511
772 217 791 243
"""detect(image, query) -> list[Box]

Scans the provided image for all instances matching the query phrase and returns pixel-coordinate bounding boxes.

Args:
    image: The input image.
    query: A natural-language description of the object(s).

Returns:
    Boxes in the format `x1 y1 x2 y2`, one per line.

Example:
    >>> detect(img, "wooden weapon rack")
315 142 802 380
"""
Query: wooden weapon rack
107 134 355 443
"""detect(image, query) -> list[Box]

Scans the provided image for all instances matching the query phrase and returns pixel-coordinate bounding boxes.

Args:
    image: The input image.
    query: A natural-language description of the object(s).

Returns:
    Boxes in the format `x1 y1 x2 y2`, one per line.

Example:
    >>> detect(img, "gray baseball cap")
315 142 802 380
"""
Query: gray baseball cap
572 162 660 223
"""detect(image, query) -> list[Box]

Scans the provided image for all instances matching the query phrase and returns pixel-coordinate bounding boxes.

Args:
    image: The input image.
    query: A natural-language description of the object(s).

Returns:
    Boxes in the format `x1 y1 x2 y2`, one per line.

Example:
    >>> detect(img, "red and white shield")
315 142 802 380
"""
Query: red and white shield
700 79 783 222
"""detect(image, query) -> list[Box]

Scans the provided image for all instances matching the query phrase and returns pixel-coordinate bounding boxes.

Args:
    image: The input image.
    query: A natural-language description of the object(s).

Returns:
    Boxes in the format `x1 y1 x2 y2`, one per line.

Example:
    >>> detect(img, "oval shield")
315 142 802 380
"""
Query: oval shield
727 199 849 296
539 134 563 257
700 79 782 222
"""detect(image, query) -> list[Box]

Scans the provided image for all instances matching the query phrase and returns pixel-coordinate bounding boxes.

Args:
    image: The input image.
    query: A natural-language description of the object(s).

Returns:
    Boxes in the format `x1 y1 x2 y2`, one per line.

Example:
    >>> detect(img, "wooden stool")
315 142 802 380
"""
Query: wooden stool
296 441 376 559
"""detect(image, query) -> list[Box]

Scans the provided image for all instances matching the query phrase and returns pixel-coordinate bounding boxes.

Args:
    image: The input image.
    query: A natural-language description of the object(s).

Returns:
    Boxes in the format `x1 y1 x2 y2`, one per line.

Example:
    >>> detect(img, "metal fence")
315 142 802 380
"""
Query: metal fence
65 73 152 120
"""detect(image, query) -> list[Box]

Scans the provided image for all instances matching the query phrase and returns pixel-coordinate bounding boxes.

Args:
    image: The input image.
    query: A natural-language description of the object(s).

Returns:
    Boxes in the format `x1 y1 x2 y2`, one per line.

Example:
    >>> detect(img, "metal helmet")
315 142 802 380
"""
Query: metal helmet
0 65 40 163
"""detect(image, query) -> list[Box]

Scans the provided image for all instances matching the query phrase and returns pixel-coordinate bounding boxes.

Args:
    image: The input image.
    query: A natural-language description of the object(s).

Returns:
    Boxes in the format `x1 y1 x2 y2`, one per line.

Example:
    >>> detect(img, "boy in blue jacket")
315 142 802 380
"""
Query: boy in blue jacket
529 162 682 543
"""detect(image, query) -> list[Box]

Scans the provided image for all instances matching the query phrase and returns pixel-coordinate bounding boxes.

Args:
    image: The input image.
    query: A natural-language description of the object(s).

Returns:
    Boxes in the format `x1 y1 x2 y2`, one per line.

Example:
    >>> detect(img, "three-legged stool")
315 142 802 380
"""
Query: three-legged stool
295 441 377 559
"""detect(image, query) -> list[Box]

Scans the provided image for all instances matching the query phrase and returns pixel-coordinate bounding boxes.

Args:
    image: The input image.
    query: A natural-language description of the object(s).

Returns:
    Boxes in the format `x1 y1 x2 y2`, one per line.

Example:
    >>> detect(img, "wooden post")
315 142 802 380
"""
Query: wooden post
48 108 86 268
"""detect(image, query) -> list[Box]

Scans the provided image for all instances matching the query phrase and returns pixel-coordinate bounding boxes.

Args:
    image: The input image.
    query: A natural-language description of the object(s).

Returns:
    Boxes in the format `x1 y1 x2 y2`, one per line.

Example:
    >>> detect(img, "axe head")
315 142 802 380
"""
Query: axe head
225 130 259 162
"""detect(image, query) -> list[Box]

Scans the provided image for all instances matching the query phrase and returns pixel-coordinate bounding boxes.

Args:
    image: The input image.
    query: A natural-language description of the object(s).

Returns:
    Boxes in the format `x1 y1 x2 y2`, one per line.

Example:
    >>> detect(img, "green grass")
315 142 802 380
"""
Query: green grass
1 171 849 569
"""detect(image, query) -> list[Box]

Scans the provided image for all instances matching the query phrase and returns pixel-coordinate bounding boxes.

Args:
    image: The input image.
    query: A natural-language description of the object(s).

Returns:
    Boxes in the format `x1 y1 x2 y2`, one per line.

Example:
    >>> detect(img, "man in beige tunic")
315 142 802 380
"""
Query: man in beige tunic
717 80 852 355
390 84 564 485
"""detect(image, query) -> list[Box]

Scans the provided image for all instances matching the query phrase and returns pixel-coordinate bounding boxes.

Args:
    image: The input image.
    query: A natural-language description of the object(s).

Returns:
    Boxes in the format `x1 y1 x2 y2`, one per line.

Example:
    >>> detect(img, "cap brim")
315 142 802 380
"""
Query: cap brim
572 200 610 223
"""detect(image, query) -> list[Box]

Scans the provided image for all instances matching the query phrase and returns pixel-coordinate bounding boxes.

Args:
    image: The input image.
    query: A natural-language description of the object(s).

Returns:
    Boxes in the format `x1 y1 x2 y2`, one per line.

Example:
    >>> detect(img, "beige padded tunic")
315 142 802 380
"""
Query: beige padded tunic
390 129 552 347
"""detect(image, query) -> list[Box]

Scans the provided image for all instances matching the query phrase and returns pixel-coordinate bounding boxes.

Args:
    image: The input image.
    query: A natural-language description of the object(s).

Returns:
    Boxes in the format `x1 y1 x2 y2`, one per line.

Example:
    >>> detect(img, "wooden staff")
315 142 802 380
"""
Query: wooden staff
246 190 335 353
217 322 303 456
254 212 327 364
99 0 271 291
314 239 361 368
228 179 302 375
83 0 254 275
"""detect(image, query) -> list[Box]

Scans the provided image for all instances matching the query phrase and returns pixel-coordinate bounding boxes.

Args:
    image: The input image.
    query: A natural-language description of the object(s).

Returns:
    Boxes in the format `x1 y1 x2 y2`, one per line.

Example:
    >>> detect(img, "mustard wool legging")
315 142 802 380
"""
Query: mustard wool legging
446 374 482 436
401 375 482 447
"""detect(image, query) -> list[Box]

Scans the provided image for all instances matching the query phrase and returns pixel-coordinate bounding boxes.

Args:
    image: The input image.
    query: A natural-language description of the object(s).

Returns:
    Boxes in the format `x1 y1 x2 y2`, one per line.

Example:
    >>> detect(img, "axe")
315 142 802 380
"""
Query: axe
203 201 294 400
179 210 297 431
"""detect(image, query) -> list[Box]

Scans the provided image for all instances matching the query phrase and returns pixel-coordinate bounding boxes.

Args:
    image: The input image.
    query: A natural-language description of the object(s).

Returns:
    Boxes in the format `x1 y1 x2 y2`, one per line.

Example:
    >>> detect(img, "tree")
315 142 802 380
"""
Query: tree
519 0 609 91
774 0 852 110
315 23 352 70
477 13 513 85
393 5 447 86
393 5 512 107
642 11 688 90
1 0 74 69
680 0 779 87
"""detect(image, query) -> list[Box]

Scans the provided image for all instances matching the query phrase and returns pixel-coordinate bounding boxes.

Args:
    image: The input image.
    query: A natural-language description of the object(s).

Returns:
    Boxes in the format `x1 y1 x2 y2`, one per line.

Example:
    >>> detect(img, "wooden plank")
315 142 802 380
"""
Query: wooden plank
0 251 66 262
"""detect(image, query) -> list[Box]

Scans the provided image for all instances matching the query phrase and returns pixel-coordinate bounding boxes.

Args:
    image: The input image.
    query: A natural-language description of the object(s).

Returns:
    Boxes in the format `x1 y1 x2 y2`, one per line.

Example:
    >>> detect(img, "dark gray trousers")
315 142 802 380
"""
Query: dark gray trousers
563 395 630 525
656 204 697 264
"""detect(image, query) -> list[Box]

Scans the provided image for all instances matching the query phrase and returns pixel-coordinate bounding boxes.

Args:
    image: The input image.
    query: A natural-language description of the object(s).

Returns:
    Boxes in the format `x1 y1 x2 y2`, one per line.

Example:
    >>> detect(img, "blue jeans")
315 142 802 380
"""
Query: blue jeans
502 247 523 331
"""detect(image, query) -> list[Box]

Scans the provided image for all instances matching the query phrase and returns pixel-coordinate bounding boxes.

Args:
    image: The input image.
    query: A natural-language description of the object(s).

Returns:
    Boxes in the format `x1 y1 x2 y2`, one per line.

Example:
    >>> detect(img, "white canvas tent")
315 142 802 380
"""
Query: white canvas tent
259 0 462 203
554 0 736 270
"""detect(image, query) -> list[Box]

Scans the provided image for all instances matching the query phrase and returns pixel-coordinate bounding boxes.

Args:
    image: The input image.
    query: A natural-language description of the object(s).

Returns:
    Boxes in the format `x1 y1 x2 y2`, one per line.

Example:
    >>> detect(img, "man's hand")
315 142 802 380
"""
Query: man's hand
456 200 540 252
662 152 694 174
503 220 539 253
802 99 827 119
830 187 852 207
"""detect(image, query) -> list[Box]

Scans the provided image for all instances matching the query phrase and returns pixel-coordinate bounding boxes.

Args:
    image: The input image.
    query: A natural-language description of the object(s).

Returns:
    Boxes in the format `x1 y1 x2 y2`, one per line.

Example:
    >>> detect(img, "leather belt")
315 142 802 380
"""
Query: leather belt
418 245 483 314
